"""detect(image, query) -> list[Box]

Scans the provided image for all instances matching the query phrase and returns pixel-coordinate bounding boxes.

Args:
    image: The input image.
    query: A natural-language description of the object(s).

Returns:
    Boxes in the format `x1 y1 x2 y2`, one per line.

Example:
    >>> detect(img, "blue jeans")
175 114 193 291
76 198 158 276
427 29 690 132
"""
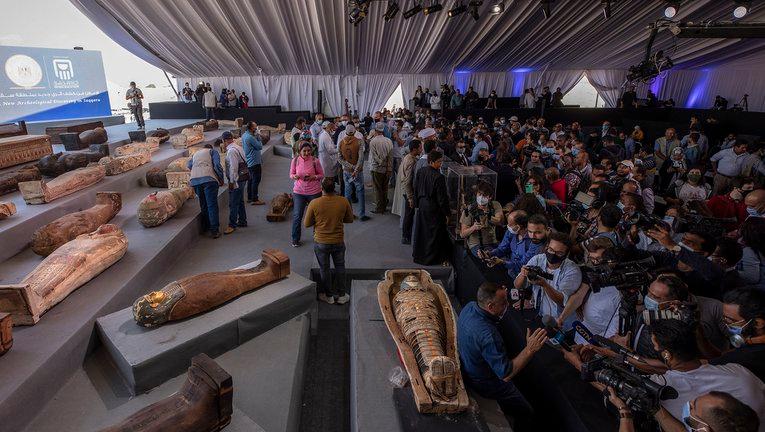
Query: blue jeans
343 171 366 217
314 242 346 297
205 107 215 121
291 192 321 243
194 181 220 234
228 180 247 227
247 164 262 201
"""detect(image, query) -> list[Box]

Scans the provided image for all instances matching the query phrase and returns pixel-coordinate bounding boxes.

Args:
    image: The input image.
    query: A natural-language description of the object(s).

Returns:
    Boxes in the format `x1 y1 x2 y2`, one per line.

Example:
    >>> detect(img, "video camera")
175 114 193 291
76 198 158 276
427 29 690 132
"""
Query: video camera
581 355 677 413
581 257 656 293
621 212 670 232
679 213 735 238
463 203 490 221
642 301 698 326
526 265 554 281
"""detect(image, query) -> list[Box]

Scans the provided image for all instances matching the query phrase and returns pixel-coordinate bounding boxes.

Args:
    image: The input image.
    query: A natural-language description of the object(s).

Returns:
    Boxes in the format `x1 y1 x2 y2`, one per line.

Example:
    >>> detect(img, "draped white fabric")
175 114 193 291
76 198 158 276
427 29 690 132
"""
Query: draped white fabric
585 70 629 108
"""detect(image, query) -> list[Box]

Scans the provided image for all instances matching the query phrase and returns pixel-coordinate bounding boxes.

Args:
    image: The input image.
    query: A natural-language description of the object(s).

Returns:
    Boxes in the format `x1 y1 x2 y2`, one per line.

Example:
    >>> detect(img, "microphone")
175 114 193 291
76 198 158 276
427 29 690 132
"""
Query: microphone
542 315 571 351
572 320 643 362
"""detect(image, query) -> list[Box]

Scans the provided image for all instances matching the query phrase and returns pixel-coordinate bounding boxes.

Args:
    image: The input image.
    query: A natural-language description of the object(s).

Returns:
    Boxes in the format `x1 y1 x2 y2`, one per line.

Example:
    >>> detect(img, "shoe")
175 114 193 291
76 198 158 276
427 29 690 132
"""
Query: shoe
360 215 371 221
292 241 301 248
252 200 265 206
318 293 335 305
238 223 248 228
401 237 411 244
371 209 383 214
335 293 350 305
223 226 235 235
211 232 221 239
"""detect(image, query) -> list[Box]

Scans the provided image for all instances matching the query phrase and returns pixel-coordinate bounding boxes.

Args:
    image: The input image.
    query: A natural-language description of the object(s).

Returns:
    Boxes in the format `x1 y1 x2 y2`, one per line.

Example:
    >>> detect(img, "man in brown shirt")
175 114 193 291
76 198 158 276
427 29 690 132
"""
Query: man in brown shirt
338 125 369 221
305 177 354 305
399 140 422 244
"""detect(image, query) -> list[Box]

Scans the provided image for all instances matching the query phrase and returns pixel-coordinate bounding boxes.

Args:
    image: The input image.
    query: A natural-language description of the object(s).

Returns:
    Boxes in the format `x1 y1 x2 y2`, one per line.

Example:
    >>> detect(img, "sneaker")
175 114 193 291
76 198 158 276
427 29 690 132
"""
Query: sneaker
335 293 350 305
224 226 235 235
292 241 301 248
211 231 221 239
318 293 335 305
360 215 371 221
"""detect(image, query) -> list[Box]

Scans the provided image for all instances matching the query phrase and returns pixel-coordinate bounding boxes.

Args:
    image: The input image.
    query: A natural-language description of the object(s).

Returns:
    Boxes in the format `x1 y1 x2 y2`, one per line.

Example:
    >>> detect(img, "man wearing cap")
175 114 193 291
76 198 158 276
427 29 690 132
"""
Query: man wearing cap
242 122 265 205
338 124 370 221
369 122 394 214
318 120 339 186
470 131 489 164
223 132 248 234
615 160 634 181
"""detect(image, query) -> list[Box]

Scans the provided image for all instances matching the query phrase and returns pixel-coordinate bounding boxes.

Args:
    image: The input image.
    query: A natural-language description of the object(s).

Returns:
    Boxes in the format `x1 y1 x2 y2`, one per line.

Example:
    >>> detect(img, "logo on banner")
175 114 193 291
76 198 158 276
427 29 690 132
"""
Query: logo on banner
4 54 43 87
52 59 74 80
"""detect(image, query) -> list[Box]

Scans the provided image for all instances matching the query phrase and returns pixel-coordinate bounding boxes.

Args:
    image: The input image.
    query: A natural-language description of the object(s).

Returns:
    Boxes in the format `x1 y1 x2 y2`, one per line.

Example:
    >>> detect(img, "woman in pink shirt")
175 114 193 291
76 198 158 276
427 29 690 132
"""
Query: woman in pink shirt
290 141 324 247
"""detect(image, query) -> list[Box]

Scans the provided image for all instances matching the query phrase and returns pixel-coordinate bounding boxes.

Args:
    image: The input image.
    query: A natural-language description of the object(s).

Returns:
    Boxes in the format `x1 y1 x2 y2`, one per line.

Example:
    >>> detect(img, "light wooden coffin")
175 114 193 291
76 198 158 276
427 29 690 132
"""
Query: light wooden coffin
0 134 53 169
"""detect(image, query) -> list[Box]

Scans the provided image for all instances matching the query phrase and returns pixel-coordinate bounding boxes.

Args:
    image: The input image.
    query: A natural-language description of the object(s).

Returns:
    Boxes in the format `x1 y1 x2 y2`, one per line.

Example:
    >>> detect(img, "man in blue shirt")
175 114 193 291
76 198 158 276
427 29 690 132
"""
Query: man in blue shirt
241 121 265 205
470 131 489 164
481 211 546 278
457 282 547 430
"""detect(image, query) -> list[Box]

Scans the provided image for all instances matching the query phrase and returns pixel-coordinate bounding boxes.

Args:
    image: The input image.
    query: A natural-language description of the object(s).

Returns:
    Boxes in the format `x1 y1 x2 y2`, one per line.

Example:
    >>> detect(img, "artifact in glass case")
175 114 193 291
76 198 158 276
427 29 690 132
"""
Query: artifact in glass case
0 165 41 197
31 192 121 256
18 164 106 204
444 164 497 237
377 269 469 413
0 313 12 356
137 187 193 228
0 224 128 325
38 149 107 177
99 152 151 176
132 249 290 327
0 201 16 220
266 193 293 222
98 353 233 432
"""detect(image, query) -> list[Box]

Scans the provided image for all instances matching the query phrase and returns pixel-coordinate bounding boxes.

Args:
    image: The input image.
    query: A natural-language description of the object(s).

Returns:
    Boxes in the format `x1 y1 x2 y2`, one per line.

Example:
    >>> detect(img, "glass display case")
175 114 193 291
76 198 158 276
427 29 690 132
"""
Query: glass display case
445 164 498 237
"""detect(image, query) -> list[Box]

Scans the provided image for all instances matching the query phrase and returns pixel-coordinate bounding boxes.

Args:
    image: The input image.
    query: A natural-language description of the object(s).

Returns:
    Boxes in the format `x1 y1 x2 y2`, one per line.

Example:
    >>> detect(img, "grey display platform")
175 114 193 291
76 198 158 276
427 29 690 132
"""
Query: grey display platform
350 279 510 432
97 267 316 394
21 314 310 432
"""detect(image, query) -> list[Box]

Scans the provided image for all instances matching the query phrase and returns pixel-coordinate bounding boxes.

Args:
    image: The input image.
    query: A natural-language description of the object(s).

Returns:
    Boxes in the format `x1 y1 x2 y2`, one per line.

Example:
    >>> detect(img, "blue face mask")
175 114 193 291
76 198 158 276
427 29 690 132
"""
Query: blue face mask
617 202 625 210
643 295 660 311
747 207 761 218
727 320 751 348
572 148 580 156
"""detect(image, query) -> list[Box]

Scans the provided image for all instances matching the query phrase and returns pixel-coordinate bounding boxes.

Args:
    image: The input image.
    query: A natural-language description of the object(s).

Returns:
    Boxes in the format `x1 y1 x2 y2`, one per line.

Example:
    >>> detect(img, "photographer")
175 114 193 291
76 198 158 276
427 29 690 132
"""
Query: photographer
514 232 582 326
460 181 504 256
711 288 765 381
570 203 622 255
481 210 542 277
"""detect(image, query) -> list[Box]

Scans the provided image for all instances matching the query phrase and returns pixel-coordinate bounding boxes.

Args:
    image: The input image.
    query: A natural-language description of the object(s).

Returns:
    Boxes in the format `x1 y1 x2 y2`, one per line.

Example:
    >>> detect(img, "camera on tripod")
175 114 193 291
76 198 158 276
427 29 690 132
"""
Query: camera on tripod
525 265 554 281
581 257 655 293
581 355 677 413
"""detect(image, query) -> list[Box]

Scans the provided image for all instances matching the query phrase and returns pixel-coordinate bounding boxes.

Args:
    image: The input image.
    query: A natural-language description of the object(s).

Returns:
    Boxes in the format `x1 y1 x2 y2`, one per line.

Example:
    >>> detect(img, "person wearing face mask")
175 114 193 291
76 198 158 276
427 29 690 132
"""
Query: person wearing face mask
673 167 710 204
654 128 680 170
453 139 470 166
460 182 504 256
457 282 548 431
645 319 765 430
711 140 749 196
706 178 753 229
310 113 324 143
737 216 765 291
470 131 489 164
480 210 539 278
514 232 582 328
125 81 145 129
709 289 765 382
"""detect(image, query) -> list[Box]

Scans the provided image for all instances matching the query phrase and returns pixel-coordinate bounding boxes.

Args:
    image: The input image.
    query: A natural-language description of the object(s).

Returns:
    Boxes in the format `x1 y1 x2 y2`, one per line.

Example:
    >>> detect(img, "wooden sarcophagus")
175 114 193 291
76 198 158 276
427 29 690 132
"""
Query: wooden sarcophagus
0 134 52 169
377 269 470 414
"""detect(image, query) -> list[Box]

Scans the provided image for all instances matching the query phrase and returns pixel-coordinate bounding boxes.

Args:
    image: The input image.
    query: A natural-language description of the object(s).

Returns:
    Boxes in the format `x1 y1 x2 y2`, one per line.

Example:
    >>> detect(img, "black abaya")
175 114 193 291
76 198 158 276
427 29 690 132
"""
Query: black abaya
412 166 452 265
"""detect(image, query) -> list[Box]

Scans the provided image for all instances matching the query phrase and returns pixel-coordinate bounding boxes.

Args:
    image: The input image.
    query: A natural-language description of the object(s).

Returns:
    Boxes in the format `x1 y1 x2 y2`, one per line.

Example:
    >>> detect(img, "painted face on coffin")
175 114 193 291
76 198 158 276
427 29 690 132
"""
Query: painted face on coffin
132 282 186 327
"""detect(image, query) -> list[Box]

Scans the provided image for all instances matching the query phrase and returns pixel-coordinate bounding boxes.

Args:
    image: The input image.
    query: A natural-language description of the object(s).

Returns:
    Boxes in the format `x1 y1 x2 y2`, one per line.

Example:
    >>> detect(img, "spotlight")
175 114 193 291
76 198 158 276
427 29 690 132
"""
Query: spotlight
663 1 679 19
733 1 751 19
348 0 369 25
449 2 467 17
469 0 482 20
404 2 423 18
541 0 552 19
384 1 400 20
601 0 612 19
424 1 443 14
490 1 505 15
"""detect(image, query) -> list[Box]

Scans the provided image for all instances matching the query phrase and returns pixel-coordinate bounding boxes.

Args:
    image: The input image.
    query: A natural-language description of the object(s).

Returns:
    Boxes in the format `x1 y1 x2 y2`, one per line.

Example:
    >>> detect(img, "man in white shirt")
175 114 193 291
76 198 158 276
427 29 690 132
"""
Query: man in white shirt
223 132 248 234
710 140 749 195
514 232 582 328
318 121 338 183
203 86 217 121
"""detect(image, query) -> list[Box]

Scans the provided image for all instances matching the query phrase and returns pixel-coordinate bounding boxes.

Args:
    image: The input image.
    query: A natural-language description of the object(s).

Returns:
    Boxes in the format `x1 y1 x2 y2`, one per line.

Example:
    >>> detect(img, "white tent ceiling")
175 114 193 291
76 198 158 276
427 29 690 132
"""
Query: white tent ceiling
70 0 765 77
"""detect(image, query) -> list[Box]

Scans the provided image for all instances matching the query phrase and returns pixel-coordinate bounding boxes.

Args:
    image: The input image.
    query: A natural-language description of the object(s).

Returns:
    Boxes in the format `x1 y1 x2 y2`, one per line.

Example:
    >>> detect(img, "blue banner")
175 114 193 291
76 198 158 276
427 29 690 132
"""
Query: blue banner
0 46 111 122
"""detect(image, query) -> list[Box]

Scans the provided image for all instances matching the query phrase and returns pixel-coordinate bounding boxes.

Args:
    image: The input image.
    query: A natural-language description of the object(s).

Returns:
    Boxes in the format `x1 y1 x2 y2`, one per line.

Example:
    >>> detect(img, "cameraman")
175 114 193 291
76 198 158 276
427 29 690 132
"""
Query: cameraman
514 232 582 326
460 181 504 256
710 288 765 381
558 237 622 340
569 203 621 256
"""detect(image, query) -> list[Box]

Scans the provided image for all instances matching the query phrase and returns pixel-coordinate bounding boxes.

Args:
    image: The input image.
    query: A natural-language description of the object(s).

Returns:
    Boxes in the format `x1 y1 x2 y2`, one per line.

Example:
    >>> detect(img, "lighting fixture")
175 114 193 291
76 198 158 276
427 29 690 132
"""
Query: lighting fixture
541 0 552 19
384 1 400 20
601 0 611 19
403 2 423 18
448 2 467 17
663 1 679 19
733 1 751 19
424 1 443 14
490 1 505 15
348 0 369 25
469 0 482 20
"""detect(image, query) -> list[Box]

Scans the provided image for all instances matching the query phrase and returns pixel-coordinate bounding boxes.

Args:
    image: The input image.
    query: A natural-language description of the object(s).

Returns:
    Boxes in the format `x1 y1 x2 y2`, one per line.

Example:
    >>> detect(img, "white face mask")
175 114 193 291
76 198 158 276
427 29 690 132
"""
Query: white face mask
507 225 518 235
477 195 489 206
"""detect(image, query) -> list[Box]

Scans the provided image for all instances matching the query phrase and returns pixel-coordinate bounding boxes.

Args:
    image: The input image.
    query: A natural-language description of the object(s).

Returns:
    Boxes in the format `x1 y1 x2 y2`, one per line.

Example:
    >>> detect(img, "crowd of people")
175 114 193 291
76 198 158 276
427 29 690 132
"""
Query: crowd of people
411 83 566 111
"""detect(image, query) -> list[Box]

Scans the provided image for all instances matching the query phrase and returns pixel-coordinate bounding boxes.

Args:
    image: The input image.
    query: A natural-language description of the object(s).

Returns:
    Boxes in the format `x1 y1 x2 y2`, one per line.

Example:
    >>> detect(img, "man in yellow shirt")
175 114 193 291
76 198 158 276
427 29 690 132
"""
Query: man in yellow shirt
305 177 354 304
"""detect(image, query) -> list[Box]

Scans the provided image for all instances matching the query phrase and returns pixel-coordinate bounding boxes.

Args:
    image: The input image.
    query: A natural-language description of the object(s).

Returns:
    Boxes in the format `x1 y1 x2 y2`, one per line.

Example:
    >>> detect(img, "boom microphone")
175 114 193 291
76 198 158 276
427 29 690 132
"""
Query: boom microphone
542 315 571 351
572 320 643 362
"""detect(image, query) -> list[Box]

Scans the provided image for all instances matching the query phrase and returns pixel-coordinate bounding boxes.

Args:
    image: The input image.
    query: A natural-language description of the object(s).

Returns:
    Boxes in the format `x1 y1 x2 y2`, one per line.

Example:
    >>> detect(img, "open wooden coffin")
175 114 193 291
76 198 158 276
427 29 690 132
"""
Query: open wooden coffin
377 269 470 414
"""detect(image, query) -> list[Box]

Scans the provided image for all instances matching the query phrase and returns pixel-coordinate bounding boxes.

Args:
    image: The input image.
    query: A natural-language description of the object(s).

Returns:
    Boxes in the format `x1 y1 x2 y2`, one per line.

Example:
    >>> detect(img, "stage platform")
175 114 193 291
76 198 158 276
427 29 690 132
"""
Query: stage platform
20 314 310 432
24 114 126 136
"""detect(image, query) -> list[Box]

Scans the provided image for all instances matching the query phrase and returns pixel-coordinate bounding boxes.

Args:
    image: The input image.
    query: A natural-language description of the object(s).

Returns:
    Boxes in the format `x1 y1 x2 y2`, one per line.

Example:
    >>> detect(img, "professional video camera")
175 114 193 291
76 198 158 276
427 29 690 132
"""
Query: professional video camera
526 265 554 281
622 212 671 232
581 355 678 414
679 213 735 238
642 301 698 326
581 256 656 293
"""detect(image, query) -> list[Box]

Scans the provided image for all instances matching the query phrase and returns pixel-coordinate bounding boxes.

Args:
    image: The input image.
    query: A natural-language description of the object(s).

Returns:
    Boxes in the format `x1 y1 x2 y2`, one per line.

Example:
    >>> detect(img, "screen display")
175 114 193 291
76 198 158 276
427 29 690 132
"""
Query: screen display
0 45 111 122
